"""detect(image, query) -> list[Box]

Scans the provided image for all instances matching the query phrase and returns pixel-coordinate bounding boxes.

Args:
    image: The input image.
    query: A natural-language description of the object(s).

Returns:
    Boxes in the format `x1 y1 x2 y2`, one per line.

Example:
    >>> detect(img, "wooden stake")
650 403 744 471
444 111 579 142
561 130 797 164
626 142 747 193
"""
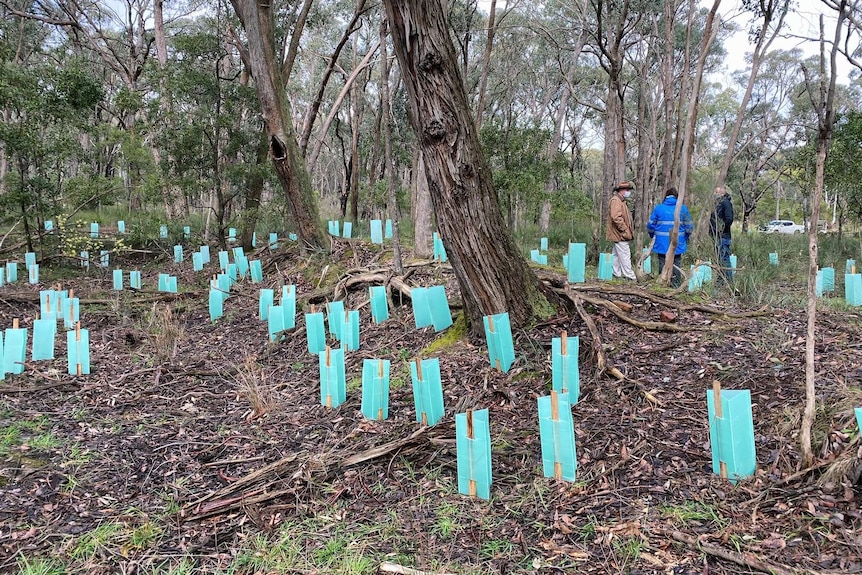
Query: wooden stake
466 409 477 496
75 322 82 376
415 358 428 425
13 318 19 329
487 315 502 371
560 331 568 393
712 380 728 479
551 390 562 480
325 346 332 408
378 360 384 421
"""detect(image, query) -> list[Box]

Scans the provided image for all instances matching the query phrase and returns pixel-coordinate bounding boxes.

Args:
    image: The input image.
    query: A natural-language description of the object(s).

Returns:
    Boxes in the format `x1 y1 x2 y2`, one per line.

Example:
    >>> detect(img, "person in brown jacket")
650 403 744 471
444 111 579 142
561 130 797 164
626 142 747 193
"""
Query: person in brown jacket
606 180 637 280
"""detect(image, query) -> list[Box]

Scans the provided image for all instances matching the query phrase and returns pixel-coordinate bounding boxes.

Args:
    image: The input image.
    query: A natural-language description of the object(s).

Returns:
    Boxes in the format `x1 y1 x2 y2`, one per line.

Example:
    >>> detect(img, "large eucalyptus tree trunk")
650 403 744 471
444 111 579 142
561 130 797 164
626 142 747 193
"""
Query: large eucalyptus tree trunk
382 0 546 332
229 0 327 252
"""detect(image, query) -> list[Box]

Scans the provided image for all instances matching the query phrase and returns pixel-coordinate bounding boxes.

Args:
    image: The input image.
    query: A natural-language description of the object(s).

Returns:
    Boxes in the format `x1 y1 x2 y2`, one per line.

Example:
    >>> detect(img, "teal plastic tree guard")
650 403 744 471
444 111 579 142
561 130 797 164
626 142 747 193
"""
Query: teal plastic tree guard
328 220 340 236
306 311 326 354
6 262 17 282
0 267 4 286
319 347 346 408
80 251 89 270
67 325 91 376
99 250 109 268
193 252 204 272
268 305 285 341
216 274 231 298
847 259 856 273
32 317 56 361
228 228 237 243
62 298 80 329
369 285 389 324
40 290 58 317
90 222 99 238
821 267 835 292
456 409 492 500
235 254 249 278
343 310 360 351
200 245 211 264
385 219 393 239
0 333 3 380
769 252 779 266
232 246 244 263
25 252 36 269
168 276 177 292
3 324 27 375
184 226 191 238
816 270 824 297
538 391 577 481
361 359 390 420
342 221 353 238
729 254 737 272
269 232 279 250
281 285 296 329
129 270 142 289
251 231 256 247
370 220 383 244
432 232 448 262
250 260 263 283
707 385 756 483
160 225 168 238
552 333 580 404
46 220 54 231
410 358 444 426
856 407 862 433
226 263 238 283
209 288 223 322
563 255 569 271
540 237 548 252
846 274 862 306
530 249 541 264
327 300 345 341
174 245 183 263
641 248 652 274
483 312 515 372
117 220 125 234
28 264 39 284
688 264 706 292
158 273 169 291
597 252 614 280
412 286 453 331
289 233 297 241
259 289 274 320
113 269 123 290
218 250 229 271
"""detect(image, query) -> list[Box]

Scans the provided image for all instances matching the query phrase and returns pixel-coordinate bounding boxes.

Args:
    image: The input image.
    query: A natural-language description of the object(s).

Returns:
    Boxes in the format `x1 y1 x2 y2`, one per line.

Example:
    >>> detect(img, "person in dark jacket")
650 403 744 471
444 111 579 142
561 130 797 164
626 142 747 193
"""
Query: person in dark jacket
647 187 693 288
709 186 734 281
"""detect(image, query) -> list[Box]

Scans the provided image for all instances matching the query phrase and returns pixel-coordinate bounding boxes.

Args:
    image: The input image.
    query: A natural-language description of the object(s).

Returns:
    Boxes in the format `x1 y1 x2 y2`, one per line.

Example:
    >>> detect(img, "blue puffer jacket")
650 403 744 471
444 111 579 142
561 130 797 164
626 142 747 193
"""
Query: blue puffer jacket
647 197 694 255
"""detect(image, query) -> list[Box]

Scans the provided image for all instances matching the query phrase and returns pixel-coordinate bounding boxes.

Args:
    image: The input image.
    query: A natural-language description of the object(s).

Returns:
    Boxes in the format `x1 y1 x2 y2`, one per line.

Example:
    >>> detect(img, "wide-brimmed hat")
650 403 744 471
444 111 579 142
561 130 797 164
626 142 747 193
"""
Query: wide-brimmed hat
614 181 635 191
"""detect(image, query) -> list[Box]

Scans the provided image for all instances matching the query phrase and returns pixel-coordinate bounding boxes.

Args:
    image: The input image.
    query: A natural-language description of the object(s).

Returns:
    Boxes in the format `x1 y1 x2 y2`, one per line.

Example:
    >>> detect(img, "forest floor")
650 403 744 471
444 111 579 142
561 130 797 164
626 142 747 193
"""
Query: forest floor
1 239 861 575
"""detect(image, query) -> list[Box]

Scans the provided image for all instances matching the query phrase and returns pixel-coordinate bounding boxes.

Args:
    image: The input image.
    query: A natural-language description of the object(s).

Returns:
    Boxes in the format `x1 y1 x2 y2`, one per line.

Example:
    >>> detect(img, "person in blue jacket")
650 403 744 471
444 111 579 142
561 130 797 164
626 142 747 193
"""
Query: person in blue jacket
647 187 694 288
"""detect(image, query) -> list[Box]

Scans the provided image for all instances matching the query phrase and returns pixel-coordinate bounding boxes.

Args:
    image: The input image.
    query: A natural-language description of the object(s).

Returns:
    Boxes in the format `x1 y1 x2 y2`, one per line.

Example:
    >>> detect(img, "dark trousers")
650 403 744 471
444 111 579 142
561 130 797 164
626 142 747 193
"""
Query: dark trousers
657 253 683 288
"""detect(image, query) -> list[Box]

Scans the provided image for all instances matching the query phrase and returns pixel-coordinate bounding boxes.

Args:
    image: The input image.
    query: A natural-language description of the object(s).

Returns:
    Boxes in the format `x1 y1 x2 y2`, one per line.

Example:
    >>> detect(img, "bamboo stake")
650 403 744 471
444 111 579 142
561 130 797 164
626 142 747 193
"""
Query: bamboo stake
712 380 728 479
561 330 568 394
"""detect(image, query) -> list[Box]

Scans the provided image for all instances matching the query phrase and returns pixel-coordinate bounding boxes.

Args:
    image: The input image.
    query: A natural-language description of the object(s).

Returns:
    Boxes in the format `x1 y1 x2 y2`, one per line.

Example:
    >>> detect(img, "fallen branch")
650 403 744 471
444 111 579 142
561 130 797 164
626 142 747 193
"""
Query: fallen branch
379 562 455 575
567 287 623 380
658 528 814 575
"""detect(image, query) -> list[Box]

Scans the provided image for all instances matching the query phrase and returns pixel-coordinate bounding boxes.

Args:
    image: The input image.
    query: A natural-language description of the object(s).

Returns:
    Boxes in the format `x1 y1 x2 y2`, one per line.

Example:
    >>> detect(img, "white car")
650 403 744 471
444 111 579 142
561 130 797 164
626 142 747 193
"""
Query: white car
765 220 806 234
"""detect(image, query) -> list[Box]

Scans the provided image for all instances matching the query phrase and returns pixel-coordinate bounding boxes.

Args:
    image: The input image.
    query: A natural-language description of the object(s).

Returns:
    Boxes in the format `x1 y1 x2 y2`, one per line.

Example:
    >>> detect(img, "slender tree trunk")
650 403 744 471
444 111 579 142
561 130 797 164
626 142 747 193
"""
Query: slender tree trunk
299 0 368 156
240 128 268 250
474 0 497 130
380 19 403 274
230 0 327 252
661 0 721 284
412 147 433 258
382 0 545 333
800 6 844 466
